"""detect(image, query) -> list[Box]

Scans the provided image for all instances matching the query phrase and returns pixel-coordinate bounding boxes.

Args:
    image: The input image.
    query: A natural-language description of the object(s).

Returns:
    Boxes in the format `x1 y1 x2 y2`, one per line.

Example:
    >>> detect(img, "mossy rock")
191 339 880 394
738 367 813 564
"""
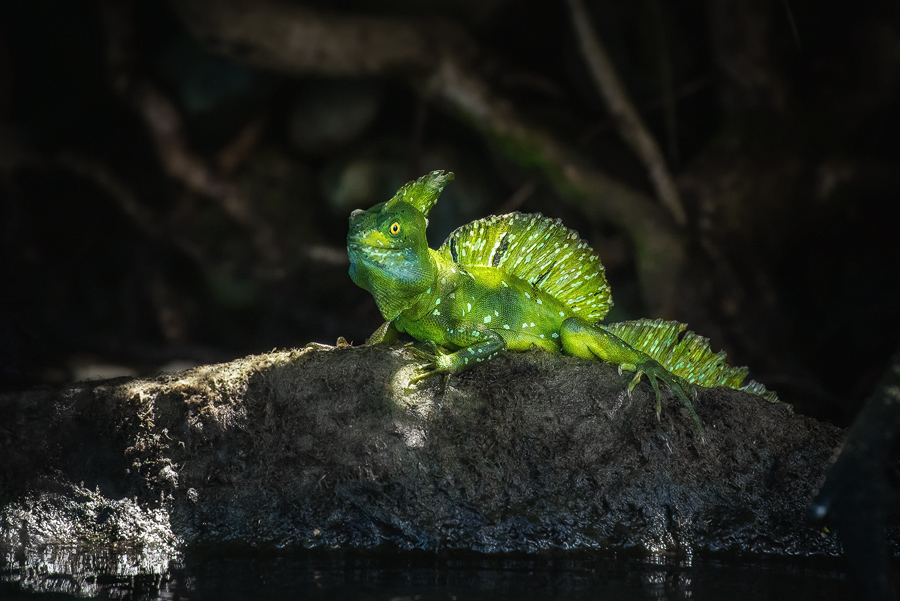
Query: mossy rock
0 343 844 558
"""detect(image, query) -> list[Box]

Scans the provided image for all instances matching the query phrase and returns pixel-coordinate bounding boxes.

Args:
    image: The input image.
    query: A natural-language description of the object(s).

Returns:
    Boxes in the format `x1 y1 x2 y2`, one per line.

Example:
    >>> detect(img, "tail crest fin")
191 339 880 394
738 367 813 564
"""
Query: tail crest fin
605 318 778 403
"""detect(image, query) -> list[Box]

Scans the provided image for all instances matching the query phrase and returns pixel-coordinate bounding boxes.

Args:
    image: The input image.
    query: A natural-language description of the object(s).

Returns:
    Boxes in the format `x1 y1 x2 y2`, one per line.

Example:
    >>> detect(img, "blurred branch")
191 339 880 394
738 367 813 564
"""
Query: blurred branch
102 0 283 275
170 0 473 77
496 178 537 214
566 0 686 226
423 57 686 313
52 153 207 265
125 82 282 270
170 0 687 314
56 153 162 239
706 0 789 114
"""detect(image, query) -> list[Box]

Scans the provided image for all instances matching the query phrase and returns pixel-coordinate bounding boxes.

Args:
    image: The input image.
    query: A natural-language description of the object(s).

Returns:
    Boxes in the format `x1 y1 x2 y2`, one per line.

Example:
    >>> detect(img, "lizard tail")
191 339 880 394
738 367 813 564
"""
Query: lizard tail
605 318 779 403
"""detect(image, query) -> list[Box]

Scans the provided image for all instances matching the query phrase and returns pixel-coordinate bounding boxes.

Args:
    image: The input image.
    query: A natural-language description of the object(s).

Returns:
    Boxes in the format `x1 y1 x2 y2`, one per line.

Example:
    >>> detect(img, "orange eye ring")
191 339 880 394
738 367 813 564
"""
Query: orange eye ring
390 222 400 235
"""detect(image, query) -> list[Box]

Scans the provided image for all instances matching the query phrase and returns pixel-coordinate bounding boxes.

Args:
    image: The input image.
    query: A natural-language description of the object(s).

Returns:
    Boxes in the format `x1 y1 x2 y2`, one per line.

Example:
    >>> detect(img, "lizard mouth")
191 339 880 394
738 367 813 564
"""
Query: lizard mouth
347 241 405 264
347 231 406 266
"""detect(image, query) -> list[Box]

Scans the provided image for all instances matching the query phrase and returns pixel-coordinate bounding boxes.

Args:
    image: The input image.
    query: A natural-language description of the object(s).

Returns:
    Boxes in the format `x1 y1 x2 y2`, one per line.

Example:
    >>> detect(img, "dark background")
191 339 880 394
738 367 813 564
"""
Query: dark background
1 0 899 426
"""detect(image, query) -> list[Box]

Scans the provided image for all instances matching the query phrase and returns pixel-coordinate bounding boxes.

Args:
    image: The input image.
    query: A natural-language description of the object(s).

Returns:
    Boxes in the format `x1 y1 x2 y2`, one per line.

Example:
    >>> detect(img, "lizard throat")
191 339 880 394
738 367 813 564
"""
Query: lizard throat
348 242 437 320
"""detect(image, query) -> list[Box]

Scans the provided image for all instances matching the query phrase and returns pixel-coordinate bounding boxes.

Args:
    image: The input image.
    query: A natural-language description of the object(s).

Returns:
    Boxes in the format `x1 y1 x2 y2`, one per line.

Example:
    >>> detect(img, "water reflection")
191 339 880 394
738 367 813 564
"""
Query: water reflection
1 545 855 600
2 543 179 598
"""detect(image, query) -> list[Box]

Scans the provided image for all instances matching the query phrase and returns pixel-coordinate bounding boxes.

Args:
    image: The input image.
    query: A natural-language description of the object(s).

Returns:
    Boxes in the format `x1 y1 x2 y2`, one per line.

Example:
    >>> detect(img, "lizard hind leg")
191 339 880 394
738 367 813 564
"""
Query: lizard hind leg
559 317 704 438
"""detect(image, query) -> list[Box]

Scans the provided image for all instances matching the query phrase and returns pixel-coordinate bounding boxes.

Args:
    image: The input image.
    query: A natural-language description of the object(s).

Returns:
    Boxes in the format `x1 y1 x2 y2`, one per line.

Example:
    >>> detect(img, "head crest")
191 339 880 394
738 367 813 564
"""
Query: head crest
386 170 454 217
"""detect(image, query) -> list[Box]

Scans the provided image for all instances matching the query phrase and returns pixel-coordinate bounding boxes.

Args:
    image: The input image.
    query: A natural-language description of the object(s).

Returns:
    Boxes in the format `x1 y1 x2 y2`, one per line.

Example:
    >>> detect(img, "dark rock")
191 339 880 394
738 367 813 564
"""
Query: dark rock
0 344 845 559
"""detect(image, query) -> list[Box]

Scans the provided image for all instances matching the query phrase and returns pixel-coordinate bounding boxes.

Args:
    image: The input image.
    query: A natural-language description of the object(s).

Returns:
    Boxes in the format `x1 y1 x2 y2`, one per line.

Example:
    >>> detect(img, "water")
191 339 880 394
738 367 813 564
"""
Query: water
0 546 857 600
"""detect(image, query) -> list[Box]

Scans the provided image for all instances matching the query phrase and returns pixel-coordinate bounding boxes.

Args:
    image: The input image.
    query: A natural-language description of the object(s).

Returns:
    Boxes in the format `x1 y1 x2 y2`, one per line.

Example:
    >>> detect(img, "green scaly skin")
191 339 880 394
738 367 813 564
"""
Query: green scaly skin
348 171 778 436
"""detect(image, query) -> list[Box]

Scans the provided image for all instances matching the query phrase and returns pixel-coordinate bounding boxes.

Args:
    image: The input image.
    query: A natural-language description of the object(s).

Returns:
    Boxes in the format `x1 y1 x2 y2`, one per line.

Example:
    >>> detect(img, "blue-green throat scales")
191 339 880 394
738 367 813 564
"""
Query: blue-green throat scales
347 170 778 434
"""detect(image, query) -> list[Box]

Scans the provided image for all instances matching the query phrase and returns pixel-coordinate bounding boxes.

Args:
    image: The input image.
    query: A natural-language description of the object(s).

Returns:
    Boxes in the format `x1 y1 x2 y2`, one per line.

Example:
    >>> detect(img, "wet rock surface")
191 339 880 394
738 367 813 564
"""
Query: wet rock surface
1 344 847 558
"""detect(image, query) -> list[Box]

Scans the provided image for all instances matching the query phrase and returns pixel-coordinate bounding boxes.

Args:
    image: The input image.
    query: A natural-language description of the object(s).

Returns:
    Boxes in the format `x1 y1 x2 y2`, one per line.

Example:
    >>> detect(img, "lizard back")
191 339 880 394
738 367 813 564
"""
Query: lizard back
436 212 612 321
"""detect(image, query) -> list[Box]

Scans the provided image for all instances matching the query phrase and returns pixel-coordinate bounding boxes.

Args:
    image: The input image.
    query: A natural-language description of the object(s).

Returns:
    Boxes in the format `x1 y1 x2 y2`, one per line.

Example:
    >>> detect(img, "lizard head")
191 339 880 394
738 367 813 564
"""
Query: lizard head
347 171 453 319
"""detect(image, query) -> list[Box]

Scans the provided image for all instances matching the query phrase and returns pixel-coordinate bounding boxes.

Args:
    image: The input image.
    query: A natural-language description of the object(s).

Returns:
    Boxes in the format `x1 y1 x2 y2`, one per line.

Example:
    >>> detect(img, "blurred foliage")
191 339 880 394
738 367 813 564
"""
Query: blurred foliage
0 0 898 427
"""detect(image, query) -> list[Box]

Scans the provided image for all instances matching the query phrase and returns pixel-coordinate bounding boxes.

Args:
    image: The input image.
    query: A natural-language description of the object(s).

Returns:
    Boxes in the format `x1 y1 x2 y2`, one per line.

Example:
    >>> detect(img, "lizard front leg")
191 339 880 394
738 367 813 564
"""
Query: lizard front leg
560 316 703 436
409 327 506 383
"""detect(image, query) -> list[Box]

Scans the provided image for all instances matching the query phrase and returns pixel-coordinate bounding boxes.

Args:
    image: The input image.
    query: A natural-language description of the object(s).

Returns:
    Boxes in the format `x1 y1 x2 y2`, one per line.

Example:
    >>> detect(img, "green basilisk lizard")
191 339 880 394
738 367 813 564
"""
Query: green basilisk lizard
347 170 777 432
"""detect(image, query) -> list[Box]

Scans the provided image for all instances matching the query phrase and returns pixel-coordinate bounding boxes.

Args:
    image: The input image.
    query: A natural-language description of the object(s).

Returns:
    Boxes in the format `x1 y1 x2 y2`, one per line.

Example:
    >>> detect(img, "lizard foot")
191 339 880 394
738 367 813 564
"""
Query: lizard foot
407 341 453 385
629 358 704 440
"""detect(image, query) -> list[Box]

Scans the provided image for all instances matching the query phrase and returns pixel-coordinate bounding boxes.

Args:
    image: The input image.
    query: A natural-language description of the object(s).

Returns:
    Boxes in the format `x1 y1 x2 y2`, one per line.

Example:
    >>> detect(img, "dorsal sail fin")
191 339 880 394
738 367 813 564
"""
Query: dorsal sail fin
437 212 612 321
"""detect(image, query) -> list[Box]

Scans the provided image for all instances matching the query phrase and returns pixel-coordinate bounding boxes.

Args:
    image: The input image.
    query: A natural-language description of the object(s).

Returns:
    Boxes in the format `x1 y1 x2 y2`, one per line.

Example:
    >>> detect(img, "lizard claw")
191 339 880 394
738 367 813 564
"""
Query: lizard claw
626 369 643 399
633 359 704 439
407 341 451 385
408 369 433 385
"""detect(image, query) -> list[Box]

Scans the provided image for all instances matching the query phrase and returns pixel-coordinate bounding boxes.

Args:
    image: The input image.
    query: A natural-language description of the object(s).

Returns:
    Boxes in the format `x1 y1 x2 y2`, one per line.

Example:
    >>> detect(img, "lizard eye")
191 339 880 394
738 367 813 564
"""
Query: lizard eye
389 222 401 235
